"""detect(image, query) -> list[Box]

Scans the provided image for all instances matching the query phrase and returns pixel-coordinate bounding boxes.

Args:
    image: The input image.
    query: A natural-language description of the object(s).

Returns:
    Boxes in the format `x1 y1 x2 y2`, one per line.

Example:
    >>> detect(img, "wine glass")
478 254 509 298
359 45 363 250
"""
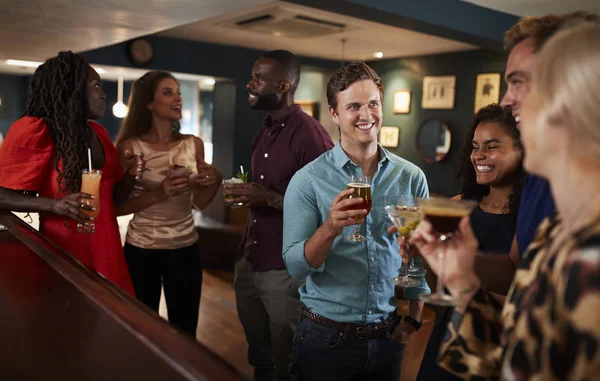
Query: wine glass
345 175 372 243
417 197 477 306
385 197 422 287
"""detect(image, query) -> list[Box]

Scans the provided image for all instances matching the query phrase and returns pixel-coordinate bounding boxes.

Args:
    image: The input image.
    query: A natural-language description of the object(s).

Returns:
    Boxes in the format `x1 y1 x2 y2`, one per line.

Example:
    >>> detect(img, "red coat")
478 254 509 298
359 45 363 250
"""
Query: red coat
0 117 135 296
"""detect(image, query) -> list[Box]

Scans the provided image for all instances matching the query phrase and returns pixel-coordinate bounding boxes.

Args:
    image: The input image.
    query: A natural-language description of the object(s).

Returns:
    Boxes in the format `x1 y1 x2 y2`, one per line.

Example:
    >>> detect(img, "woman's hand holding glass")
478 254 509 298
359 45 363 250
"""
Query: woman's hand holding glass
156 169 190 200
410 216 481 302
52 192 96 225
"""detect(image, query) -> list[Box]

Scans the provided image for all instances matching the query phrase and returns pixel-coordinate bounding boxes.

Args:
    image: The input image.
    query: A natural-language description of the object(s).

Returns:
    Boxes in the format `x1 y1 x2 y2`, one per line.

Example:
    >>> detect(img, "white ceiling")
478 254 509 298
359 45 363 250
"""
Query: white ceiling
159 2 478 61
0 0 271 61
462 0 600 16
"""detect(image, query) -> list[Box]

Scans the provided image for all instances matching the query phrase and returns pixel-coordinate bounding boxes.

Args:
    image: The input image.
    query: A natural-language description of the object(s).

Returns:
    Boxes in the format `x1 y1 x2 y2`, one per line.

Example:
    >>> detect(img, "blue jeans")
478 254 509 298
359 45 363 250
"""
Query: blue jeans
292 315 405 381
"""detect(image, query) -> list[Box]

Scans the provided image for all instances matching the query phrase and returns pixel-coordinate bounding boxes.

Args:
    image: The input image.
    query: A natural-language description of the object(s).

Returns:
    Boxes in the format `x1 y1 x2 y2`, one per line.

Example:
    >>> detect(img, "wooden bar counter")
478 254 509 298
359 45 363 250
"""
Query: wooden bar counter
0 211 247 381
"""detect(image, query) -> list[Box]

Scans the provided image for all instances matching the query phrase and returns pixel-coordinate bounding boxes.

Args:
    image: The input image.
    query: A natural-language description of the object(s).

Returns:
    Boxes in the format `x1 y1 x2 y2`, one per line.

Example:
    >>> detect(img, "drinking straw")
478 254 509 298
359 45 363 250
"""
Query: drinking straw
240 165 244 174
87 148 92 172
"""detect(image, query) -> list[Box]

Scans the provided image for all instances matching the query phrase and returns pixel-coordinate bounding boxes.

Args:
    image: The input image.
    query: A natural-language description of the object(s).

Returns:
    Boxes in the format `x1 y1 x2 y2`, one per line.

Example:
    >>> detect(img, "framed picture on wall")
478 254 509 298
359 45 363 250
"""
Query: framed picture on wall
379 126 400 148
474 73 501 113
392 90 411 114
422 76 456 109
297 101 319 120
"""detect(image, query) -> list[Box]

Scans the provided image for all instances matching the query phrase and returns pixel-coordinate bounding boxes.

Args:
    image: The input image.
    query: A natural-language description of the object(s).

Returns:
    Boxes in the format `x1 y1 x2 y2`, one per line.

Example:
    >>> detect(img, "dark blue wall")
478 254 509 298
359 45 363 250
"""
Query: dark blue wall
0 75 28 135
368 49 507 196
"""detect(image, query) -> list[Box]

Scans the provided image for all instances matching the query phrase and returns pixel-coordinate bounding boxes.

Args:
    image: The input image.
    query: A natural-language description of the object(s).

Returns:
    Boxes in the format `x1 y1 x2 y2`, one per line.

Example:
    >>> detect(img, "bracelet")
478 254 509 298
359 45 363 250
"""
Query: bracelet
403 315 422 331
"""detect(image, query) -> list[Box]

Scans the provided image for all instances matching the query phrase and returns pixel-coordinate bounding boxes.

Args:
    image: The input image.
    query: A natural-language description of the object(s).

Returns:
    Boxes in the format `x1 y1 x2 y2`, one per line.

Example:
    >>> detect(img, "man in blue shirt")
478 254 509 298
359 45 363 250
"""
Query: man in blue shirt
282 62 430 381
474 12 598 294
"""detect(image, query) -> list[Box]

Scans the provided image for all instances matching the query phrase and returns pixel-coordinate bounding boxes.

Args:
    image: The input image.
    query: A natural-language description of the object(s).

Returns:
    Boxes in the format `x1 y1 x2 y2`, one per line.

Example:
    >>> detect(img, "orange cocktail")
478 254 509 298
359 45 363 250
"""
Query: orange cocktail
78 169 102 233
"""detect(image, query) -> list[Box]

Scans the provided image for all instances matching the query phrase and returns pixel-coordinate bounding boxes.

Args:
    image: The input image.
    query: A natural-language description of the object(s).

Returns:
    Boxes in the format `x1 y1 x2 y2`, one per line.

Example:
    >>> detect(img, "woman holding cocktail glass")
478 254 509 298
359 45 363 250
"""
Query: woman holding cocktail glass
0 51 141 295
115 71 222 336
417 104 524 380
412 23 600 379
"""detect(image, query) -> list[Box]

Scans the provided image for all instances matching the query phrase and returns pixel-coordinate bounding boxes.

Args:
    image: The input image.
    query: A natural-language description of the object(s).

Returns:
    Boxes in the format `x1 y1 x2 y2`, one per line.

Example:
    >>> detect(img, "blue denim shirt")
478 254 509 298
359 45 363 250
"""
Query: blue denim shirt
283 143 431 324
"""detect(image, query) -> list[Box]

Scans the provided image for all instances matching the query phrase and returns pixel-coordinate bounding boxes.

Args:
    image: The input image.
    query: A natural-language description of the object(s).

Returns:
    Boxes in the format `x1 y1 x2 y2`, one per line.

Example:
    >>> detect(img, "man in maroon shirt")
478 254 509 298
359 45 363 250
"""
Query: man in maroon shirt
223 50 334 381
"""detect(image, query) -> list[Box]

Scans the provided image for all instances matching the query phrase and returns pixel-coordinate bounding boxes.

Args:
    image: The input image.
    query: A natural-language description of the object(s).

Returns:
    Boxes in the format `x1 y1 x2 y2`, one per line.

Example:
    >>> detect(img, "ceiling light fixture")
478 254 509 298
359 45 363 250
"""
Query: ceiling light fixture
6 59 43 68
112 76 128 118
204 78 216 86
373 52 384 59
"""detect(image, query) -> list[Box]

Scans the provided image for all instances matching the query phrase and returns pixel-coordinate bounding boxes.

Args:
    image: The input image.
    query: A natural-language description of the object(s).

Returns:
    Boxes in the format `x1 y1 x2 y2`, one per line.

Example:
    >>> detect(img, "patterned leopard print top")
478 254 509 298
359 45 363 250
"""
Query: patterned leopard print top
437 215 600 380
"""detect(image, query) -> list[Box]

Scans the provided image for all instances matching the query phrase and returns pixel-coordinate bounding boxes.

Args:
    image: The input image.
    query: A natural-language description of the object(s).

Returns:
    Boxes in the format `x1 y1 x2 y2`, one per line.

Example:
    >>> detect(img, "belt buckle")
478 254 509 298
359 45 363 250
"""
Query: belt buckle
356 325 374 339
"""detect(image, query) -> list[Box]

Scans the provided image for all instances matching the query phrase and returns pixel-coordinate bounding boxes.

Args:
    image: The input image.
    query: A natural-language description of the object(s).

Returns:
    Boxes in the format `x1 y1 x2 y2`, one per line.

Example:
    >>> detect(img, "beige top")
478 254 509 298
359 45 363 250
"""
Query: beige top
126 136 199 250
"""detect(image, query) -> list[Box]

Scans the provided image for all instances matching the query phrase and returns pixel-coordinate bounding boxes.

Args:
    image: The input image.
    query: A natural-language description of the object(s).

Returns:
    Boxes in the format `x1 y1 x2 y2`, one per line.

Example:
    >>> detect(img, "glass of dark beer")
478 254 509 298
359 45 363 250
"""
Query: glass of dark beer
417 197 477 306
345 175 372 242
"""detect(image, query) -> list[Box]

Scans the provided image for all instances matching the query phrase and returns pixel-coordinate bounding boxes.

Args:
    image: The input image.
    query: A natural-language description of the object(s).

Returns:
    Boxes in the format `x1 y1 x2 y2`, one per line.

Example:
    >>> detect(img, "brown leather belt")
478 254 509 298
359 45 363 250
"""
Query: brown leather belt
301 306 400 340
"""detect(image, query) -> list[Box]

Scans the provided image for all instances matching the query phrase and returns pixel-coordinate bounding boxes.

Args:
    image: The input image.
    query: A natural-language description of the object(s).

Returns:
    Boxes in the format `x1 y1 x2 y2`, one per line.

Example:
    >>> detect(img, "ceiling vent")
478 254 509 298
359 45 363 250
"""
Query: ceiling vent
218 7 349 38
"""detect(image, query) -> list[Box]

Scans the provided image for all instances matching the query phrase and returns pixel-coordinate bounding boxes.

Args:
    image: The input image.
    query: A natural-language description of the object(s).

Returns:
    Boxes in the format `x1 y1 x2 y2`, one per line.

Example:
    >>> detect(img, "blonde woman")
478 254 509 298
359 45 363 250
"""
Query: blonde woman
115 71 222 336
411 21 600 380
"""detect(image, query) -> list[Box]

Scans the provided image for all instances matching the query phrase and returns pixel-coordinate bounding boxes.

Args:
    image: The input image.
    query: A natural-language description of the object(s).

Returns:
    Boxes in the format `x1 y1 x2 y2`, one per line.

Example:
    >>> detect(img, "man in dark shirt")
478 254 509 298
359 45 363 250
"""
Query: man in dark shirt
475 11 597 295
223 50 333 381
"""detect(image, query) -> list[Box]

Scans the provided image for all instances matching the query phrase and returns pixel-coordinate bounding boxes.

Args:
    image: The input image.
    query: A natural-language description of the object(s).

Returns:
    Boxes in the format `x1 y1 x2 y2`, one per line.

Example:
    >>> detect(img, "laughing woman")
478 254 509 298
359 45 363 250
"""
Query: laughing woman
412 22 600 380
417 104 525 380
115 71 222 336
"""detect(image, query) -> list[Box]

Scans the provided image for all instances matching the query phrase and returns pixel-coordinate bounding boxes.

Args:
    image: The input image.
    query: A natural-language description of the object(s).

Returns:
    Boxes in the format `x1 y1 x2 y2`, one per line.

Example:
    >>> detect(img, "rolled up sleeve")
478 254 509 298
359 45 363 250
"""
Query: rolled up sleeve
282 171 325 280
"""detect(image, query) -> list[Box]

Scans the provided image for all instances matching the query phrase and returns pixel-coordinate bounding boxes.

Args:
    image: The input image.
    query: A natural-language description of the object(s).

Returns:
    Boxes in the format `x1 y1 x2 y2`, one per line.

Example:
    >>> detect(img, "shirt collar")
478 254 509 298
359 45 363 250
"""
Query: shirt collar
262 104 303 129
332 140 391 170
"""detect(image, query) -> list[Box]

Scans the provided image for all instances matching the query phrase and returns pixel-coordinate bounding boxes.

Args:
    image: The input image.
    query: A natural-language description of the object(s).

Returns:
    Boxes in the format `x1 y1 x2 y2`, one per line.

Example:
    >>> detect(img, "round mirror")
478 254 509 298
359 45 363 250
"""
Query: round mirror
416 119 452 163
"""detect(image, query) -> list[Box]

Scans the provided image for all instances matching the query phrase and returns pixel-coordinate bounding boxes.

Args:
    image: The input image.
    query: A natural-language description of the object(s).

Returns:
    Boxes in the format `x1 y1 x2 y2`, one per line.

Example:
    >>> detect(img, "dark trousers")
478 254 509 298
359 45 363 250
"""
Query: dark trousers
292 315 405 381
234 257 302 381
124 242 202 336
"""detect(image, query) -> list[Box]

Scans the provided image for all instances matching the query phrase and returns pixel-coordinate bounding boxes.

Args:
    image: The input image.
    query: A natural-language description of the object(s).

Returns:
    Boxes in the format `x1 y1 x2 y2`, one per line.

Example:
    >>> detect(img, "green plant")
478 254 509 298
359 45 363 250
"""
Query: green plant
236 171 248 182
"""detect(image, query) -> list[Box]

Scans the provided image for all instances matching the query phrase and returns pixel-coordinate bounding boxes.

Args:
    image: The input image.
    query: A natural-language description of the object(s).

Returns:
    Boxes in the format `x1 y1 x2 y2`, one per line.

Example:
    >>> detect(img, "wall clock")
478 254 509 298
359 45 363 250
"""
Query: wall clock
127 38 154 67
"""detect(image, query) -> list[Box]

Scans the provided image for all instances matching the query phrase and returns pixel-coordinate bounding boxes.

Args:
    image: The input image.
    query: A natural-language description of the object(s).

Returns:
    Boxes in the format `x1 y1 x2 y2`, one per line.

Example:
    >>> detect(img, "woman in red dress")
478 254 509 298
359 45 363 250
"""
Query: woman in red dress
0 51 141 295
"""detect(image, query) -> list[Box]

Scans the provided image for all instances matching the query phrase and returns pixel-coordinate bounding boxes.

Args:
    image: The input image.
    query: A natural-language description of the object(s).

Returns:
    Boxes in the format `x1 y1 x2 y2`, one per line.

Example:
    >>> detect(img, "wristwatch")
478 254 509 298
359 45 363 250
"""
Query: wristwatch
403 315 422 331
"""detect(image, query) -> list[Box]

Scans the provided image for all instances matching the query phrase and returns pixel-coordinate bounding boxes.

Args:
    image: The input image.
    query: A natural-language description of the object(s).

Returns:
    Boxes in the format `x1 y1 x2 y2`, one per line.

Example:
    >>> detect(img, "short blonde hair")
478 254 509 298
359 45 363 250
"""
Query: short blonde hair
504 11 598 52
533 22 600 160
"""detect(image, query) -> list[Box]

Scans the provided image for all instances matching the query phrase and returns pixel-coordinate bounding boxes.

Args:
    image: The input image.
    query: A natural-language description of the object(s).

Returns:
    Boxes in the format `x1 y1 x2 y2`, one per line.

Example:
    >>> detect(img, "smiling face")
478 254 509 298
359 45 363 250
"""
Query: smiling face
86 66 106 120
147 77 182 121
470 121 523 186
246 57 287 111
329 79 382 148
500 38 537 128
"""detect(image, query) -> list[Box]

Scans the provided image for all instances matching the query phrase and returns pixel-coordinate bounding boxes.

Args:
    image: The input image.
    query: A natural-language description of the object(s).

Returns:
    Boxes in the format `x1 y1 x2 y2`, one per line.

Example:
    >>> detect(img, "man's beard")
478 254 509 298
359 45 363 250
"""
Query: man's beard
251 92 280 111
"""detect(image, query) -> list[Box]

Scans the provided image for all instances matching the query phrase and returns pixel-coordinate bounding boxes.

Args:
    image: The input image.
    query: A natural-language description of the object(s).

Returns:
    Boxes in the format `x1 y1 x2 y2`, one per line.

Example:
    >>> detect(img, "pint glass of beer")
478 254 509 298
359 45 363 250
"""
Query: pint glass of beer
345 175 372 242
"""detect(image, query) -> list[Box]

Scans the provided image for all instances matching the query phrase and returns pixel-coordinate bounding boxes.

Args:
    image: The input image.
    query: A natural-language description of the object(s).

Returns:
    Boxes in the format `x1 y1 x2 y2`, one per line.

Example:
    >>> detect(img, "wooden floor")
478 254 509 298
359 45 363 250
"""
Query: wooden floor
167 270 433 381
195 270 253 379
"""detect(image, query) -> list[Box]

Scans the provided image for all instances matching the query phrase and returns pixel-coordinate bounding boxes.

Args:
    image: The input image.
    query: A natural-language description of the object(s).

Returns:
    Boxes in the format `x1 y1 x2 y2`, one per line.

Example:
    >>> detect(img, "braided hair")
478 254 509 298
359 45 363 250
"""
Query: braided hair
23 51 91 193
456 104 525 214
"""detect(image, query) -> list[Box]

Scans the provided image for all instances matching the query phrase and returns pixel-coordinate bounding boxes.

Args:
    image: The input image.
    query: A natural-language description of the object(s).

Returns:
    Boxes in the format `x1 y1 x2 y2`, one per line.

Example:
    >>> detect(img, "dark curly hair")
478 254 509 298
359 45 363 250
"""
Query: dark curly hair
23 51 91 193
456 104 525 214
